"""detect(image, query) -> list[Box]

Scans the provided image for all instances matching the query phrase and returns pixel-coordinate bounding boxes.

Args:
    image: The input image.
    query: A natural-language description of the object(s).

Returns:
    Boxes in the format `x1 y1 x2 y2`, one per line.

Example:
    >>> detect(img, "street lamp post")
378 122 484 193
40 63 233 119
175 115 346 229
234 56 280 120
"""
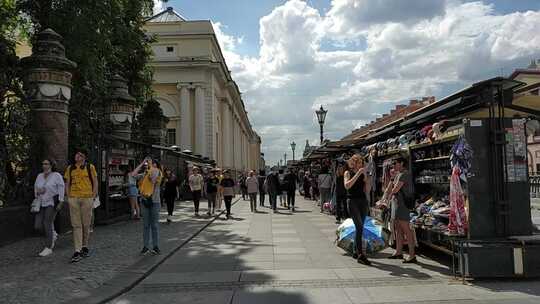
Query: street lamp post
284 153 287 167
315 105 328 145
290 141 296 161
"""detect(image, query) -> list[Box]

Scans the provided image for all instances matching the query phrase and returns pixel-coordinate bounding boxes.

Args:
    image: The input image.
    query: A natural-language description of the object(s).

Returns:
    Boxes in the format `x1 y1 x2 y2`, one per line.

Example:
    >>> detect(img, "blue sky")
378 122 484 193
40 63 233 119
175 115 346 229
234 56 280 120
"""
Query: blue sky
155 0 540 165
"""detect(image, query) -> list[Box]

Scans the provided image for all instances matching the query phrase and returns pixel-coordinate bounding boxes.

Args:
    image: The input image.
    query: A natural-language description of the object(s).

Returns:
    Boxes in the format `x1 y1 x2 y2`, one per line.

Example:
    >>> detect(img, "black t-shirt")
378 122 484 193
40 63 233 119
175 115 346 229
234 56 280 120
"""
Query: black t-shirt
220 178 235 188
347 171 366 199
336 175 346 198
206 177 219 193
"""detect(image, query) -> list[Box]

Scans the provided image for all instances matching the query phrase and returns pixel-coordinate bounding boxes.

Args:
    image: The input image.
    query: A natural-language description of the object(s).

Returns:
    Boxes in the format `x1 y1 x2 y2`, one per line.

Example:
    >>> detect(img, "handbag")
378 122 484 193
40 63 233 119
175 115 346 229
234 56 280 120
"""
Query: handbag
30 199 41 213
93 196 101 209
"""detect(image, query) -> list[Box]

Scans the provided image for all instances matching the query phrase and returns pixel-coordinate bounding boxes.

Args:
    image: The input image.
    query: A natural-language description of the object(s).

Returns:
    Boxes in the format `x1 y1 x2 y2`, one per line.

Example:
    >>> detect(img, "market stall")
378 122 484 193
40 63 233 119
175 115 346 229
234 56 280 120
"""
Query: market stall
351 77 540 278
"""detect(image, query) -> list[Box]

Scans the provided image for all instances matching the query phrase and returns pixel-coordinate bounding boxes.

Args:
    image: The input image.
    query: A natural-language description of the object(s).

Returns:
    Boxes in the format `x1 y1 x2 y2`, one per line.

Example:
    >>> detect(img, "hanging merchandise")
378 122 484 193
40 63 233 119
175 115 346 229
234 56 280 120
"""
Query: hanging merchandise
450 135 474 181
448 165 468 236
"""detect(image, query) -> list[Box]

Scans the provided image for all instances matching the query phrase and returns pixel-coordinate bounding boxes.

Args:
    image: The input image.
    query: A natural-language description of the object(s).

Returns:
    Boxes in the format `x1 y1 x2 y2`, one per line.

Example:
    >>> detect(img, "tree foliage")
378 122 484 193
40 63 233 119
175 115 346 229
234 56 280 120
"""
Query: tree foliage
18 0 156 158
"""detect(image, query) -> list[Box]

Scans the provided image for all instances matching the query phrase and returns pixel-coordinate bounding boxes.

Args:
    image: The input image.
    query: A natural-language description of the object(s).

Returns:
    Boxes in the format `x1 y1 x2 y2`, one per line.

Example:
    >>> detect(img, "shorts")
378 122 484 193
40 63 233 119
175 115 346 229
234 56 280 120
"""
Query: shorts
128 185 139 198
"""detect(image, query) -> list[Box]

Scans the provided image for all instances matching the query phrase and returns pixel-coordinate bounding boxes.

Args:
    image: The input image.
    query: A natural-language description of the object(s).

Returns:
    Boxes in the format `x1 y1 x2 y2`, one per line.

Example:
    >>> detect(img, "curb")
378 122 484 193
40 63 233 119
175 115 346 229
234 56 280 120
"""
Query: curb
62 197 242 304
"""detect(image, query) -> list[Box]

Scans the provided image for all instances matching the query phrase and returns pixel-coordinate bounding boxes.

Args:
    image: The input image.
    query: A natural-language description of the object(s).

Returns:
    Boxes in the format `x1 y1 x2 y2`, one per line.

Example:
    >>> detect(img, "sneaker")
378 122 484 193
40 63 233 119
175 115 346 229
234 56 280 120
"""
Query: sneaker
140 247 150 255
51 231 58 249
81 247 90 258
39 247 53 257
70 252 82 263
357 255 371 266
151 247 161 255
207 211 211 216
403 256 417 264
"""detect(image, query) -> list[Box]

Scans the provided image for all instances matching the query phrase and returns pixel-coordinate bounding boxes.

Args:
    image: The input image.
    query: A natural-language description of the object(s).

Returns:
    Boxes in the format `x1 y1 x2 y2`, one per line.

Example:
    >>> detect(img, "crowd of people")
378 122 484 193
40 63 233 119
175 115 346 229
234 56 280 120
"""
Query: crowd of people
31 148 414 267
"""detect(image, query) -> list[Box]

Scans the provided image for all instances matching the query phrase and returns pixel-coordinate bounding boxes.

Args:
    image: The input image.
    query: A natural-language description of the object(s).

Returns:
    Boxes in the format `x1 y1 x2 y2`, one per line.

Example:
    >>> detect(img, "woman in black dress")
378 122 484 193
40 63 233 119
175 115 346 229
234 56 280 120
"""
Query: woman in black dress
163 169 179 223
344 154 371 265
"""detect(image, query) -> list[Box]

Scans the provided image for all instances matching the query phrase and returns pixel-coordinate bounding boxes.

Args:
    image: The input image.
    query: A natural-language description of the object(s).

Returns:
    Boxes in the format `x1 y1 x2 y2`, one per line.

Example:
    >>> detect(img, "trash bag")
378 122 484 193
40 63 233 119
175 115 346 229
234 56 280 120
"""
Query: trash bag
336 217 390 255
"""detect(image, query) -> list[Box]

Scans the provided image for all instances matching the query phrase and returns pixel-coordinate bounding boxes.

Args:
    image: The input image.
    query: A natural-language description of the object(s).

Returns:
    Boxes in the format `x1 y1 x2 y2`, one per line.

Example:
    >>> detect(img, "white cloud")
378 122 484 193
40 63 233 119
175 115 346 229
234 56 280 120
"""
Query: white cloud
153 0 164 14
213 0 540 164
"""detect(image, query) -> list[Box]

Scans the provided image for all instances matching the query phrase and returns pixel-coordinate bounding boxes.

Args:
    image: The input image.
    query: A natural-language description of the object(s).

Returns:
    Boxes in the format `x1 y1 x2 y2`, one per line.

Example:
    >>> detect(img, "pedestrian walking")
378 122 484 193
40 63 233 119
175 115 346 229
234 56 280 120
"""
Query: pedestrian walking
284 169 298 212
303 172 311 199
220 170 235 219
125 166 141 220
240 173 248 200
33 159 65 257
310 174 319 202
278 169 286 207
64 149 98 263
344 154 371 266
318 167 332 212
163 168 179 223
135 157 163 255
335 164 349 223
215 168 224 212
206 169 219 216
189 167 204 217
265 169 280 213
246 170 259 212
257 170 266 207
387 158 417 263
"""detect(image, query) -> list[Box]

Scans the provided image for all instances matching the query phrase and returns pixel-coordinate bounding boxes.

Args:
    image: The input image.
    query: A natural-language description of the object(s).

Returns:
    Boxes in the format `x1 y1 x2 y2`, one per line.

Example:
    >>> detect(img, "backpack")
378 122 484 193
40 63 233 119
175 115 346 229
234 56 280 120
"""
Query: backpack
69 163 95 189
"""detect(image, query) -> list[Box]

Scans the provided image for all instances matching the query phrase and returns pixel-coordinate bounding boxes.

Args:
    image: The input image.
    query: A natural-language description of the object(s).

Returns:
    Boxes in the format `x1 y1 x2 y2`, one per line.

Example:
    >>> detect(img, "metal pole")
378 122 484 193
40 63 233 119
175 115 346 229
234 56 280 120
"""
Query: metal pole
320 124 324 145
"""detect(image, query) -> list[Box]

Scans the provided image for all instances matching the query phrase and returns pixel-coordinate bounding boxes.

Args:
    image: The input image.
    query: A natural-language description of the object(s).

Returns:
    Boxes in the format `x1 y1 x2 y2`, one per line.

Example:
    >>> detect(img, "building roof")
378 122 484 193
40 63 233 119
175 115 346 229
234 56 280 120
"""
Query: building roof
146 7 186 23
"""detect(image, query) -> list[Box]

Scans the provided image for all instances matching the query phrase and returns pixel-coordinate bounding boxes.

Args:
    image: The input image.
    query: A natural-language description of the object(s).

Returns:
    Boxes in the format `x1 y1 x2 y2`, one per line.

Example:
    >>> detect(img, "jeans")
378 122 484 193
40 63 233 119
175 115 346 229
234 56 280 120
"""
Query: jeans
192 190 201 214
335 196 349 220
224 196 233 216
269 193 277 210
259 191 265 206
348 197 368 255
68 197 93 252
141 199 160 249
35 206 57 248
207 192 217 213
249 193 257 212
287 190 295 208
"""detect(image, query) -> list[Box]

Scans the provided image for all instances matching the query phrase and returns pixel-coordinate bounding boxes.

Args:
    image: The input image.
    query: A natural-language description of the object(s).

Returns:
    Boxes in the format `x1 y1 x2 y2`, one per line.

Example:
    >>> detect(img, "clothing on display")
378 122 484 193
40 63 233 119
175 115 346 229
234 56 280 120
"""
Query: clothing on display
449 165 468 235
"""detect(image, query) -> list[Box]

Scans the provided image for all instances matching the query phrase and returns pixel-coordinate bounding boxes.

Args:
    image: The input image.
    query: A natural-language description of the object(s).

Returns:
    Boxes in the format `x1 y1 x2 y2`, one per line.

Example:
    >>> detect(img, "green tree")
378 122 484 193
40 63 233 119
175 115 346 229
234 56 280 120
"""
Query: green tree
19 0 157 158
0 0 31 207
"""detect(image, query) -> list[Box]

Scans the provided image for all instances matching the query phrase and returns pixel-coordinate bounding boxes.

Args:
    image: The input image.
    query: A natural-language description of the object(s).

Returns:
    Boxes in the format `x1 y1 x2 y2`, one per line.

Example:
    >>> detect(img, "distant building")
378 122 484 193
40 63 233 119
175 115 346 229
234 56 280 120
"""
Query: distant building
144 7 261 171
342 97 435 141
510 59 540 174
302 140 318 158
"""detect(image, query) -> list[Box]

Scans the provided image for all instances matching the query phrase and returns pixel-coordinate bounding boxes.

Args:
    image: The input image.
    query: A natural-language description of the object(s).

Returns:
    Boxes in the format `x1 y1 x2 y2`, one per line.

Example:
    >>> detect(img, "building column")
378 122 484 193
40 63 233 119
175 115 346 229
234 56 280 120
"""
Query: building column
195 85 206 156
178 85 192 151
223 101 233 168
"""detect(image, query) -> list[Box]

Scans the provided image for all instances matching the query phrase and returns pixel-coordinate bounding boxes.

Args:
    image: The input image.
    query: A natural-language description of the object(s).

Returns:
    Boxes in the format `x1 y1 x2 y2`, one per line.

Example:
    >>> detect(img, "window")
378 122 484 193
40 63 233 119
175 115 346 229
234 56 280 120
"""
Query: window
166 46 174 53
167 129 176 146
536 164 540 173
536 151 540 158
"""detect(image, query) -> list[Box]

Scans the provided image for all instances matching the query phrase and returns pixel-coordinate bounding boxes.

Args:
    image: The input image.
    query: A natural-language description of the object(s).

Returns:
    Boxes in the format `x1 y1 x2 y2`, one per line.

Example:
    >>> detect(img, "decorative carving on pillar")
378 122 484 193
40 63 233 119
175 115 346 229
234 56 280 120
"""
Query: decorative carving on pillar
20 28 77 172
106 74 136 140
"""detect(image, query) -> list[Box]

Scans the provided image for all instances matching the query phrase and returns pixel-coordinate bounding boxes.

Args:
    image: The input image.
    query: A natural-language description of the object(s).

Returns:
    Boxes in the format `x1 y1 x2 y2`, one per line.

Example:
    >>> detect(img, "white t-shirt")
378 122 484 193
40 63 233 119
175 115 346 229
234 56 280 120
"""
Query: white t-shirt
189 174 204 191
34 172 65 207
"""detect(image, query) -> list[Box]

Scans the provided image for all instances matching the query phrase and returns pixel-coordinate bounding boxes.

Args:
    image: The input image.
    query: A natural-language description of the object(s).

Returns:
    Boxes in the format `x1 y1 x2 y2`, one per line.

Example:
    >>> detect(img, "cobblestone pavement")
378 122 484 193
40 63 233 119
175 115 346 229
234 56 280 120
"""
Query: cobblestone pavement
111 196 540 304
0 199 230 304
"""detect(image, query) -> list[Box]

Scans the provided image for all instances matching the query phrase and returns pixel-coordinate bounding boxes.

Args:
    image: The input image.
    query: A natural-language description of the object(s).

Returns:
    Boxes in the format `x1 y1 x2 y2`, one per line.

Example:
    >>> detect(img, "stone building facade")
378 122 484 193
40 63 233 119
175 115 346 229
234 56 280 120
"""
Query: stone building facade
144 7 261 171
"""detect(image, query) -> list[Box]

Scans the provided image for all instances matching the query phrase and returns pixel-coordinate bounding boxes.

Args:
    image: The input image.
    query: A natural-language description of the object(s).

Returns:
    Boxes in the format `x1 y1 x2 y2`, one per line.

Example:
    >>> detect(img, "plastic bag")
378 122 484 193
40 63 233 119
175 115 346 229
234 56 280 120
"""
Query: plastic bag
336 216 390 254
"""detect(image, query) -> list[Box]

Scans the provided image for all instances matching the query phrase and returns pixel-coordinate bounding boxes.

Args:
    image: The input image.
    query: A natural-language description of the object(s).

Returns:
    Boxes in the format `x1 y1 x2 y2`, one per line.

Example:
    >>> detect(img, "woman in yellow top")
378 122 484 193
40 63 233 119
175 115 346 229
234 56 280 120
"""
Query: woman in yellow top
133 157 162 255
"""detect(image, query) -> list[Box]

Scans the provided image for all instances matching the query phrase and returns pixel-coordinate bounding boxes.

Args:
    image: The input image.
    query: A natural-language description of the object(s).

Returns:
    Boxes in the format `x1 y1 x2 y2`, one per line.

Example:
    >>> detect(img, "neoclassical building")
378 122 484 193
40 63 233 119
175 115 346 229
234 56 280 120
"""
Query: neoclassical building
144 7 262 171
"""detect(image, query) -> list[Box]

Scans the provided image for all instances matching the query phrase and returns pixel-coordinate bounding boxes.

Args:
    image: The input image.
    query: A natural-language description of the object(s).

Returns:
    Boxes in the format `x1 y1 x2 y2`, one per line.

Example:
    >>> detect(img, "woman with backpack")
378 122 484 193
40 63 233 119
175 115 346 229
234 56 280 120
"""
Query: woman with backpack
387 157 416 263
33 159 65 257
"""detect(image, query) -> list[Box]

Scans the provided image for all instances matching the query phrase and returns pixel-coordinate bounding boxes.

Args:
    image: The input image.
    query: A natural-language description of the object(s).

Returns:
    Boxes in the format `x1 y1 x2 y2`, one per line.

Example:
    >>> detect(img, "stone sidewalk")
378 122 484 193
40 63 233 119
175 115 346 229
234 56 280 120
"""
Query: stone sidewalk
112 196 540 304
0 199 233 304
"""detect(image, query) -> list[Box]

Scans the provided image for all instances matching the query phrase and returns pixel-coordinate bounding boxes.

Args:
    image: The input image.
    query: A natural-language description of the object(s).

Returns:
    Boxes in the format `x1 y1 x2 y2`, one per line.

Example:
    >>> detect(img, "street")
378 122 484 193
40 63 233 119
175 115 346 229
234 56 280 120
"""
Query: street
1 196 540 304
110 196 540 304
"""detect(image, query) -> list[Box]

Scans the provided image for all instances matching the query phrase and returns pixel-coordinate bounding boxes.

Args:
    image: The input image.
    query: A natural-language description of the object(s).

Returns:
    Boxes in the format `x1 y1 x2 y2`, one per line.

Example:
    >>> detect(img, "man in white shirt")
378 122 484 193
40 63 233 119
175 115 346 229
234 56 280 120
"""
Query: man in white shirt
189 167 204 217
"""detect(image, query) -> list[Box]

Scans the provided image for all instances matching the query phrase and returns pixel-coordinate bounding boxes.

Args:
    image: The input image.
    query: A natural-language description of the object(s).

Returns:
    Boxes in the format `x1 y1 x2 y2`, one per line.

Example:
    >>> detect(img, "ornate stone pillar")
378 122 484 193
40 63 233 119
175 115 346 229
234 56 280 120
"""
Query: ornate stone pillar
107 74 136 140
195 85 206 157
177 84 192 151
21 29 77 172
141 99 168 146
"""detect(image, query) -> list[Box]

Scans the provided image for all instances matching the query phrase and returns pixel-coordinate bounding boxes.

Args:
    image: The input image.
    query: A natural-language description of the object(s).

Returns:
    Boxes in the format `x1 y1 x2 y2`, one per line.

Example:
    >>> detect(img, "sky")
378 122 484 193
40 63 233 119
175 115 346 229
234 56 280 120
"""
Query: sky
153 0 540 166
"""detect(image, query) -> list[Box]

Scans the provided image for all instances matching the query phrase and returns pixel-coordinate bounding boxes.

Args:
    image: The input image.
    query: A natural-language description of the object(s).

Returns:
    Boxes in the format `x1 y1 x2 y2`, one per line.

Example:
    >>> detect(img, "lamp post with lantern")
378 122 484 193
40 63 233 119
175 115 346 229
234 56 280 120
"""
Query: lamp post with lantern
315 105 328 145
290 141 296 161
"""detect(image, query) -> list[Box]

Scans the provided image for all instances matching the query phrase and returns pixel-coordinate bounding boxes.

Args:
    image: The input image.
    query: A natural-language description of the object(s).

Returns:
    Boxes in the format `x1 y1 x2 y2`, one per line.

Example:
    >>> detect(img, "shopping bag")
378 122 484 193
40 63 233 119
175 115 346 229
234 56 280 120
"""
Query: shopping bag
335 217 390 255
